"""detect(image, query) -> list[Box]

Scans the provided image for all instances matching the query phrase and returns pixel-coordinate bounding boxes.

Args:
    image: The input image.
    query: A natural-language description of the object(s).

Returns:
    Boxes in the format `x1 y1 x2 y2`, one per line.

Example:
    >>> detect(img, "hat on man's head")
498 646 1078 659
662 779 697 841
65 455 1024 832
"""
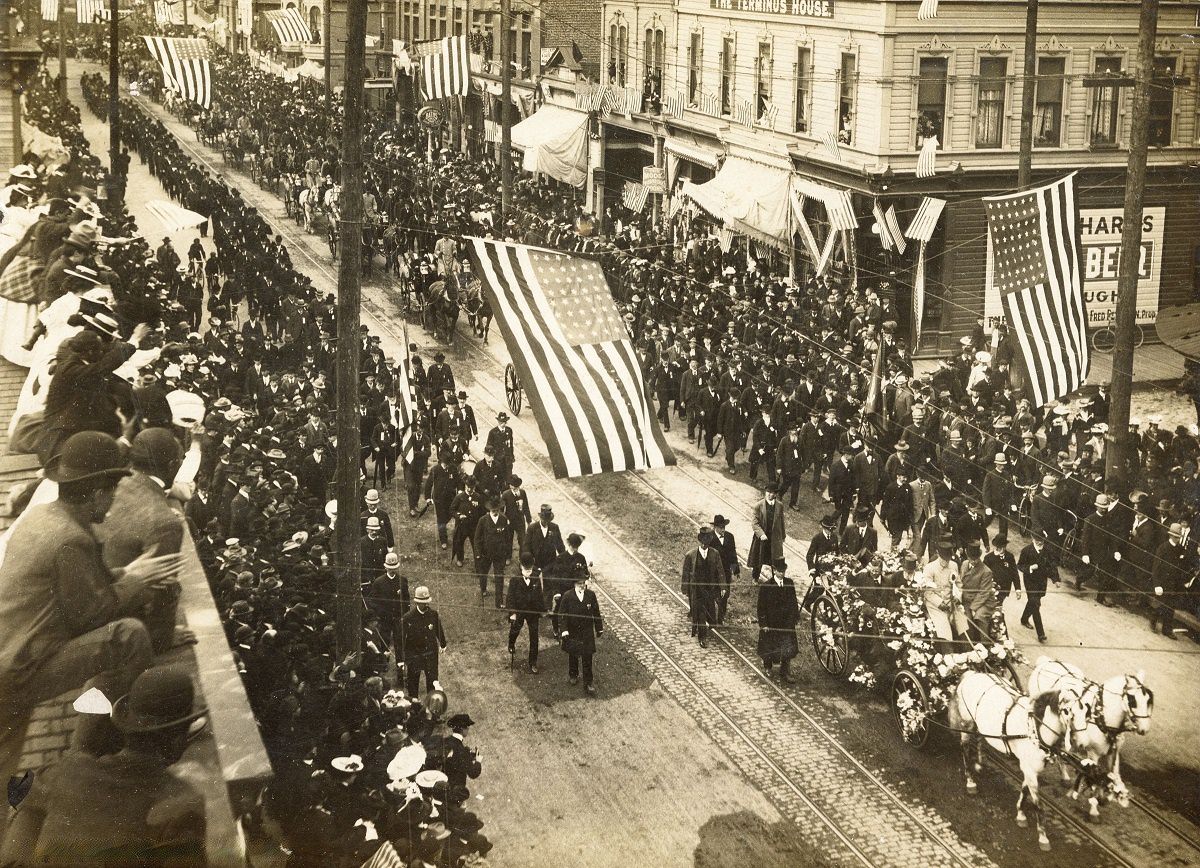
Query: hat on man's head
46 431 130 488
712 514 729 528
64 223 100 251
364 489 380 505
384 552 401 568
446 713 475 731
820 514 838 530
111 665 206 734
129 427 183 477
567 532 585 548
413 586 432 604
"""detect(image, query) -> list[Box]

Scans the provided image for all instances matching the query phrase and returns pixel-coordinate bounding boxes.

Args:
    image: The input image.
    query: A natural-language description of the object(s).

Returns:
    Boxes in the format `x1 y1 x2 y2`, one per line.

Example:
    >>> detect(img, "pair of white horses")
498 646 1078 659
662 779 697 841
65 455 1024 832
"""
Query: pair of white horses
947 658 1153 851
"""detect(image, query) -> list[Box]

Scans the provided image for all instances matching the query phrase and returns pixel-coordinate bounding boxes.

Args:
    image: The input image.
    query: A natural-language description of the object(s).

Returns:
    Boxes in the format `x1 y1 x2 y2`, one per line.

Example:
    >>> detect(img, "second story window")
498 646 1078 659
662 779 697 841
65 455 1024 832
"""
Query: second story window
1149 56 1177 146
794 47 810 132
838 53 856 144
720 37 735 115
975 56 1007 148
1035 56 1066 146
915 56 948 148
1090 56 1122 146
608 23 627 86
688 32 702 104
756 42 772 119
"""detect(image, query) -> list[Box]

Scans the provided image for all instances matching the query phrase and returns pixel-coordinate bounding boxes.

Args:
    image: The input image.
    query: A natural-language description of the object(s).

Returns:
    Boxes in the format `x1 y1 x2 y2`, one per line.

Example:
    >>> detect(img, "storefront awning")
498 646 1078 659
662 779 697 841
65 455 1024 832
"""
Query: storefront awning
510 104 589 187
663 136 721 169
679 157 795 250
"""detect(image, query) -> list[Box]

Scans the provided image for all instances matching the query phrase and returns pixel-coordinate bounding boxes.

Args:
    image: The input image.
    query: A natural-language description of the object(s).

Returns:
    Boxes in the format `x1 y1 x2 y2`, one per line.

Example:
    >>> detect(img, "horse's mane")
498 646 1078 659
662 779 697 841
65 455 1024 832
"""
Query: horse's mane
1031 689 1059 722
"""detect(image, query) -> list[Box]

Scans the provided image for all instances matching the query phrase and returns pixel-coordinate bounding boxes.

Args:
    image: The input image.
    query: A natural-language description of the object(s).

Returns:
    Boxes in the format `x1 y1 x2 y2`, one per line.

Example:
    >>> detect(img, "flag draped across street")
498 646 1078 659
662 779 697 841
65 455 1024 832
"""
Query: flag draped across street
467 239 675 478
143 36 212 109
145 199 207 233
41 0 58 23
984 173 1089 407
421 35 470 100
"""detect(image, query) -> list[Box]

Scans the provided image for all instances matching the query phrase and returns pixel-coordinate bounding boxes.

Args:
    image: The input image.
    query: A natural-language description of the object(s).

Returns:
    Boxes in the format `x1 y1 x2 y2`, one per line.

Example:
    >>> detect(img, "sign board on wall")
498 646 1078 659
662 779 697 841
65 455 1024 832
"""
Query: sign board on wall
709 0 834 18
984 205 1166 328
642 166 667 194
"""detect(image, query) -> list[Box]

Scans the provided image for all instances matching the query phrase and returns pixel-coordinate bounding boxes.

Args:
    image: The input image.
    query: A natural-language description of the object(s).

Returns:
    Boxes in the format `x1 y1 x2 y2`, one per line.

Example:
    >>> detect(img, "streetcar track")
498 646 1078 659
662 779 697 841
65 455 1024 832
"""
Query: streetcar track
140 99 1198 866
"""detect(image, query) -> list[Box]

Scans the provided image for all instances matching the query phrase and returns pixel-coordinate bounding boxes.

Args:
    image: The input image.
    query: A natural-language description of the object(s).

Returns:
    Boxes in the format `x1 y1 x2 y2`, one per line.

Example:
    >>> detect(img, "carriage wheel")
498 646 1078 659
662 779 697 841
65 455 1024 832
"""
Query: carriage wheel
809 593 851 677
999 658 1023 692
892 669 933 750
505 364 523 415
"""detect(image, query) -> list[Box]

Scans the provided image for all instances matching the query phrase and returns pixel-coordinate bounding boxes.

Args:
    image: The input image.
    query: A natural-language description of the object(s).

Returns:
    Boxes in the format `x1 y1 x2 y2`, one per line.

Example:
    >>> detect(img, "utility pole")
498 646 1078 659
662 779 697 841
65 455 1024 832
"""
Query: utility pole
1016 0 1038 190
499 0 511 214
1105 0 1159 488
333 0 368 659
324 0 332 124
108 0 122 201
182 0 188 27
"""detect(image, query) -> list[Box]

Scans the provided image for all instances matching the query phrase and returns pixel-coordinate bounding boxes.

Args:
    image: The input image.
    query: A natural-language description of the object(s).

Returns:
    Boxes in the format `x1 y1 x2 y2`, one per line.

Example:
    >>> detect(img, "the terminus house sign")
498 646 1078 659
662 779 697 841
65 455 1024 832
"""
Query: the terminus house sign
709 0 834 17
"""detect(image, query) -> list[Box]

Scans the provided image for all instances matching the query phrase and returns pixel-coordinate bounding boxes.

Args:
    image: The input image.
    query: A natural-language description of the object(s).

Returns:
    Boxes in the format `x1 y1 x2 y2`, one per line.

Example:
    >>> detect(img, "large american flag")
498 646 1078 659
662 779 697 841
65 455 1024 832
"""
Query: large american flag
265 7 312 44
41 0 58 23
76 0 106 22
143 36 212 109
394 346 419 465
985 173 1089 407
468 240 675 478
421 35 470 100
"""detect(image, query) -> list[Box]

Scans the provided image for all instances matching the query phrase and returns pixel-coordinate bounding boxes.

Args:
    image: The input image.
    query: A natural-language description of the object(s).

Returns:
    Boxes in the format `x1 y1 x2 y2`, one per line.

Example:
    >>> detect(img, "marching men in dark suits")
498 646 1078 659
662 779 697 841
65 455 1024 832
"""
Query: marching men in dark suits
506 553 545 672
554 565 603 695
711 515 738 624
681 528 727 648
473 497 513 608
757 561 800 683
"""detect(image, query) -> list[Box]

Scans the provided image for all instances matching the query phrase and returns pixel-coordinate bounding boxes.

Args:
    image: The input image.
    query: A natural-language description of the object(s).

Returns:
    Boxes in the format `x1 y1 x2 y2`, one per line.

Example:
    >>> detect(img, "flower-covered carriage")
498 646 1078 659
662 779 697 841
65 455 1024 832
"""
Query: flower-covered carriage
808 552 1024 749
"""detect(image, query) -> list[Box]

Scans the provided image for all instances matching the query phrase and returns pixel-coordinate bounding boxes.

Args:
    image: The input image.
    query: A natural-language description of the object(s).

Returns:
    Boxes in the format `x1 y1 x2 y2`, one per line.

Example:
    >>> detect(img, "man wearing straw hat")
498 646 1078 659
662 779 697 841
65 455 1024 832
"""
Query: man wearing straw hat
397 586 447 697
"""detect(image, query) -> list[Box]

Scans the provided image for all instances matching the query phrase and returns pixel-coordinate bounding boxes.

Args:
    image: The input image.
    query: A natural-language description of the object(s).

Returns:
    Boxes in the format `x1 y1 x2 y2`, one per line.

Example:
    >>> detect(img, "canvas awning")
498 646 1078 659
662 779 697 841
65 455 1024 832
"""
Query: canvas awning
510 104 589 188
663 137 721 169
679 157 796 250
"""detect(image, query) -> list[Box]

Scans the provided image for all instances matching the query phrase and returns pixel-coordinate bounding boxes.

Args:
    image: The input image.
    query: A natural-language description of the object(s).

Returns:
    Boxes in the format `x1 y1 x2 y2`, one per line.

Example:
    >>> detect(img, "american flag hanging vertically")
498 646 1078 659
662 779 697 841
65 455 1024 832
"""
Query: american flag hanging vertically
872 200 893 252
663 91 685 117
916 135 939 178
421 35 471 100
359 841 403 868
76 0 106 23
41 0 58 23
394 344 420 465
468 240 675 479
984 173 1089 407
621 181 648 213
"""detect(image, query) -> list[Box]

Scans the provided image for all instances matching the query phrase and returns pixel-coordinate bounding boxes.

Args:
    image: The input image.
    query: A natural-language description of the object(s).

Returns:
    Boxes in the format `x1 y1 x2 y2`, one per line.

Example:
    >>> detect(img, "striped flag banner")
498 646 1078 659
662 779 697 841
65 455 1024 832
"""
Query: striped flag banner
663 91 685 117
621 181 648 213
717 226 735 253
758 100 779 129
574 82 594 110
825 189 858 233
360 841 403 868
622 86 643 116
395 345 419 465
143 36 212 109
76 0 106 22
734 99 753 128
913 240 927 339
700 92 721 117
884 205 907 255
820 131 842 162
421 35 470 100
917 0 940 19
467 239 675 478
265 7 311 44
601 85 622 117
904 196 947 242
872 200 893 252
154 0 185 25
41 0 58 23
587 84 607 113
916 135 939 179
984 173 1088 407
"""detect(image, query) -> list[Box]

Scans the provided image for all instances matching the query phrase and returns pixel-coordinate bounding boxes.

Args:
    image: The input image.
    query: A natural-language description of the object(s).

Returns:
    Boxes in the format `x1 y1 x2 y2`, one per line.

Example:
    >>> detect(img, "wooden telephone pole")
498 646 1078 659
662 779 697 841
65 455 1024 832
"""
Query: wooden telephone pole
333 0 369 659
499 0 511 214
1105 0 1159 488
1016 0 1038 191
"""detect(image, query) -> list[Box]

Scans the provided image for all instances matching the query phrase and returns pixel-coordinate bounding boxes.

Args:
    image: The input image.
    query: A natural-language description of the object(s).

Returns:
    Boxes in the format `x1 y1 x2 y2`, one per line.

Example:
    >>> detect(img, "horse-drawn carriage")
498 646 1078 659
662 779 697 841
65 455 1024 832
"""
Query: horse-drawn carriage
807 551 1154 850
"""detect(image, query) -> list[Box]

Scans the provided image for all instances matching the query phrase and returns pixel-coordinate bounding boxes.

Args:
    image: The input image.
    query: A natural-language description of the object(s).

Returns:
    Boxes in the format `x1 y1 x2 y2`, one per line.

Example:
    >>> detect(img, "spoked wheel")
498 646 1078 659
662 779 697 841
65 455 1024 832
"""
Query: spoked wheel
892 669 933 750
998 658 1023 692
505 363 523 415
809 592 850 677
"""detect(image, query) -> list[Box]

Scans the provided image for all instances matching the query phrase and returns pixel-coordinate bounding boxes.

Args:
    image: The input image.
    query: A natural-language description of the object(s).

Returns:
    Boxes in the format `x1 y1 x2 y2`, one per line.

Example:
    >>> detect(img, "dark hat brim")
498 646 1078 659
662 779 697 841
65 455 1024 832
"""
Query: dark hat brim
111 694 207 734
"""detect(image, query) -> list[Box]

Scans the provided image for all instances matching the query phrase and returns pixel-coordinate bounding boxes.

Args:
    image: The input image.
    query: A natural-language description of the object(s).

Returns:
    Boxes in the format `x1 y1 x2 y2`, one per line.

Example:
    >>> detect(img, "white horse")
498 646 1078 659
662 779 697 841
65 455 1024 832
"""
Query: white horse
1029 658 1152 819
948 670 1091 851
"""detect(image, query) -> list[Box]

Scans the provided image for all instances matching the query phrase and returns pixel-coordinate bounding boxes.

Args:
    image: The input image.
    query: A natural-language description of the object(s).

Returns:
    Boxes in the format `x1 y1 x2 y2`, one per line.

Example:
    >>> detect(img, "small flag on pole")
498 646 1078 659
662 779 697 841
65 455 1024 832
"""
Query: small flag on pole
41 0 58 23
872 200 893 252
467 240 675 478
984 173 1089 407
395 344 420 465
142 36 212 109
421 35 471 100
917 136 939 179
820 131 842 162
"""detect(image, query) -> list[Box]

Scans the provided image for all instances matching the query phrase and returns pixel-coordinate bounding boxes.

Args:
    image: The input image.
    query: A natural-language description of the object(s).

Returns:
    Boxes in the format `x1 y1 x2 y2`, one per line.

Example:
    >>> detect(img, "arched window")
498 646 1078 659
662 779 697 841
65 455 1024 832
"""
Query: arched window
309 6 321 43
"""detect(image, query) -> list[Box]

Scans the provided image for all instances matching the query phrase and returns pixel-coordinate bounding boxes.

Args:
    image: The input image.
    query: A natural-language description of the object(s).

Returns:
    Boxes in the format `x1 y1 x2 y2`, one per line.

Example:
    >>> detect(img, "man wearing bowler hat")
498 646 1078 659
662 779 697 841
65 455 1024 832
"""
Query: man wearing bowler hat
0 432 182 789
1 665 208 864
682 527 725 648
554 565 603 695
711 515 738 623
485 411 515 484
442 713 482 806
756 560 800 682
506 553 546 672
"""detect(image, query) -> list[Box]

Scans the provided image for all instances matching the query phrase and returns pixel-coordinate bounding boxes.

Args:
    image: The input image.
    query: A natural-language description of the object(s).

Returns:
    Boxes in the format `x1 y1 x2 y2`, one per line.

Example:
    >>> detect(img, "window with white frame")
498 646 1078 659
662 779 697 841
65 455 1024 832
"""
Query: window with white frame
838 53 857 144
915 56 948 148
975 56 1008 148
1034 56 1066 146
721 36 736 115
688 31 702 104
1090 55 1122 146
794 46 811 132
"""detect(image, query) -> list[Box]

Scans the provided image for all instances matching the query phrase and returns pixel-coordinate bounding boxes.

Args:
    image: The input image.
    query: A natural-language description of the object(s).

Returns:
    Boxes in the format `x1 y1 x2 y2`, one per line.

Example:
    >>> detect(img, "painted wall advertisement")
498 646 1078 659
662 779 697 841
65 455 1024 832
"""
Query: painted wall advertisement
984 205 1165 328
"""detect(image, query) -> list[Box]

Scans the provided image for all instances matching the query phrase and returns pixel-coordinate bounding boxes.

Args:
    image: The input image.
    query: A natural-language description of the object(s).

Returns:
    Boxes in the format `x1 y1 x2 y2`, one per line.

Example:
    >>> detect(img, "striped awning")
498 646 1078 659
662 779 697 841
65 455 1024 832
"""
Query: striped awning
664 136 721 169
905 196 947 242
792 177 857 232
265 8 311 45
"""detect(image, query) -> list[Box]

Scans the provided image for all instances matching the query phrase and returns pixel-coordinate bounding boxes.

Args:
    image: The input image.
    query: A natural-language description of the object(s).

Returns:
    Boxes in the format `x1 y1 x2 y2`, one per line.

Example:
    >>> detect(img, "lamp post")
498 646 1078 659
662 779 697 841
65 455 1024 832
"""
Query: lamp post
107 0 123 202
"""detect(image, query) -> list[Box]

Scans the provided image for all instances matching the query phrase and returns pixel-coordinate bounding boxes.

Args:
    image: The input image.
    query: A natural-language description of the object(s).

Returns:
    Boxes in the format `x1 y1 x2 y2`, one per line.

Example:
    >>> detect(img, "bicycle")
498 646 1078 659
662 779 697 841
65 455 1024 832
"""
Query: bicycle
1090 322 1145 353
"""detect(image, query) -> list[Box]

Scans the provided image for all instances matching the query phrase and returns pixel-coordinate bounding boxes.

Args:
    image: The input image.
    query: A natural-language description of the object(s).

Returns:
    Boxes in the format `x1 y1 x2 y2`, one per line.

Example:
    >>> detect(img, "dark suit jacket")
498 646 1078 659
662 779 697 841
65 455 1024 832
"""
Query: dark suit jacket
827 458 856 506
506 572 546 615
806 530 841 573
522 521 564 569
555 588 603 654
839 524 878 563
682 546 727 605
474 513 514 560
99 471 185 569
748 498 786 570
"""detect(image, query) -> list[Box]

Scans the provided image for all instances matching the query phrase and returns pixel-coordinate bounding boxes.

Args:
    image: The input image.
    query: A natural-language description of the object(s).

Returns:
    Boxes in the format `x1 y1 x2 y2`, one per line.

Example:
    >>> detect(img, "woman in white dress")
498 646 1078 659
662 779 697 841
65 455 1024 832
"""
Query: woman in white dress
0 186 45 368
